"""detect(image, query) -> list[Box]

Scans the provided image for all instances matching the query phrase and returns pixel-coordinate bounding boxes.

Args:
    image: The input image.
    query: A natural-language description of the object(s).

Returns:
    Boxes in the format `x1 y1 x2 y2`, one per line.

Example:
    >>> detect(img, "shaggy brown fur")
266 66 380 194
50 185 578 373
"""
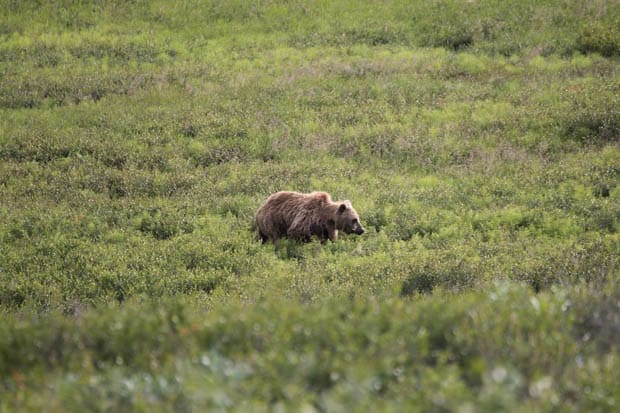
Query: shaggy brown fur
256 191 365 243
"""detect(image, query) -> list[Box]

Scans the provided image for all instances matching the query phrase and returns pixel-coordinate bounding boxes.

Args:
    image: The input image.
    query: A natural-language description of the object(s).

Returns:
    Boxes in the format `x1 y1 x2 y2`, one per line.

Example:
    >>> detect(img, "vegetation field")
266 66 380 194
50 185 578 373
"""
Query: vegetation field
1 0 619 411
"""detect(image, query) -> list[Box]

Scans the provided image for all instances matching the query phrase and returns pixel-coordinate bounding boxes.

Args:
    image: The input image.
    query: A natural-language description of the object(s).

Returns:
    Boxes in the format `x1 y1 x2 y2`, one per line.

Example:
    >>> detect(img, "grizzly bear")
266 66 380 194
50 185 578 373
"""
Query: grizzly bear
256 191 365 243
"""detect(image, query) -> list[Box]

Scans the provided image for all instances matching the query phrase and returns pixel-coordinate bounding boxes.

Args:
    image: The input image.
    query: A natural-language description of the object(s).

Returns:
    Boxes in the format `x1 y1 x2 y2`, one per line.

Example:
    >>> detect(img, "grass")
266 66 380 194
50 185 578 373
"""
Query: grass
1 0 619 411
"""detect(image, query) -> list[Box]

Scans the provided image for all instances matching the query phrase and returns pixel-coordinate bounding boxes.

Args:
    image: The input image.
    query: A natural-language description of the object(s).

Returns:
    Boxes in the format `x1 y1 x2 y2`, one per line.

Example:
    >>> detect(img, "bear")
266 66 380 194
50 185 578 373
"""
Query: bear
256 191 365 243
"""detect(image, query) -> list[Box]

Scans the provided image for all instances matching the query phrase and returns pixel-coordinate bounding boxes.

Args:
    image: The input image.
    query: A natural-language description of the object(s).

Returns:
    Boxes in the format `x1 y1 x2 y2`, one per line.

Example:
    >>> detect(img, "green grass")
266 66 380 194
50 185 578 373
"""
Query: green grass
1 0 619 411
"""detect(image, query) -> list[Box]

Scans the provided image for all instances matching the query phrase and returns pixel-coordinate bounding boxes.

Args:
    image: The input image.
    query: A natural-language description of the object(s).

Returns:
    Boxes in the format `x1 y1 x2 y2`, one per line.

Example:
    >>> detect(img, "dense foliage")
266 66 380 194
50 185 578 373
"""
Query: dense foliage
1 1 619 411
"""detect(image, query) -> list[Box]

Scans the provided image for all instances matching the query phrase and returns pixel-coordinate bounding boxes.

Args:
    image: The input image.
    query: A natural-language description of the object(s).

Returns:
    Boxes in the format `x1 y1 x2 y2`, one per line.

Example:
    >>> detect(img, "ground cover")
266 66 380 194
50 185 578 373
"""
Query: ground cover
1 1 619 411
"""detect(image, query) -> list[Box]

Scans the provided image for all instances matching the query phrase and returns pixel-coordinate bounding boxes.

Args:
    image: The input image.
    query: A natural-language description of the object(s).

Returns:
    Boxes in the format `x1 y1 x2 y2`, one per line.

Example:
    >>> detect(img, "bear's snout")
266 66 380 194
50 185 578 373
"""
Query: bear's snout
355 226 365 235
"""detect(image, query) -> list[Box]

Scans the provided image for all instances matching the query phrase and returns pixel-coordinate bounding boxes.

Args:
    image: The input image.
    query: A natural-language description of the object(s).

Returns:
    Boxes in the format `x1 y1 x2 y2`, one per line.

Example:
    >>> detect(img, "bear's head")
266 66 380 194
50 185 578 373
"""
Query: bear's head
336 201 365 235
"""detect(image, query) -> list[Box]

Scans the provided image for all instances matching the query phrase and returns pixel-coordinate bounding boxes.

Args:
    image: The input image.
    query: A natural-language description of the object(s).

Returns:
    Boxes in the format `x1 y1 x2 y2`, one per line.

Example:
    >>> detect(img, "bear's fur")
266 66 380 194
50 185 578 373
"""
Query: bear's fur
256 191 365 243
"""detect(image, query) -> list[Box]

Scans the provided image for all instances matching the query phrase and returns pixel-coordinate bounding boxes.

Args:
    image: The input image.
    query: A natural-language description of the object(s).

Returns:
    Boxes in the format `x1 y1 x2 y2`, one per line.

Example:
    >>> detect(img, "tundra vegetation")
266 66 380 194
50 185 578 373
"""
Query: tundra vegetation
0 0 619 411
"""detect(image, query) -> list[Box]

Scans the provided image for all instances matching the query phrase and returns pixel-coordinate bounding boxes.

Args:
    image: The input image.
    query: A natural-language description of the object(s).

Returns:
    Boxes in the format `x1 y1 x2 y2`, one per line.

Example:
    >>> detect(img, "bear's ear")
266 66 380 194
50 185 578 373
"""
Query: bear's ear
338 203 348 213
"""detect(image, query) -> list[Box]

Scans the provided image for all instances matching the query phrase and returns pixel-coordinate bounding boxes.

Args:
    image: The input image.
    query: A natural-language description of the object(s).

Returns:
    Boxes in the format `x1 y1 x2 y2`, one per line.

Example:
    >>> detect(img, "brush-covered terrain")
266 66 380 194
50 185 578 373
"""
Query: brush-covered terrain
1 1 619 411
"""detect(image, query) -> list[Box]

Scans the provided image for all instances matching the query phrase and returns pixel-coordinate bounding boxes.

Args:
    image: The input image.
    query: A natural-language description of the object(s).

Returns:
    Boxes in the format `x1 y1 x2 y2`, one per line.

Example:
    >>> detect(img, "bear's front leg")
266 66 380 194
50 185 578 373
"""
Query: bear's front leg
326 220 338 242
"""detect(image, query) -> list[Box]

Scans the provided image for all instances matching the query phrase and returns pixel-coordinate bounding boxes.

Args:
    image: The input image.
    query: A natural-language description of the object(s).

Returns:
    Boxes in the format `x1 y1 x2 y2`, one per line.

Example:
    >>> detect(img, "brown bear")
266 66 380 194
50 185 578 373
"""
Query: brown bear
256 191 365 243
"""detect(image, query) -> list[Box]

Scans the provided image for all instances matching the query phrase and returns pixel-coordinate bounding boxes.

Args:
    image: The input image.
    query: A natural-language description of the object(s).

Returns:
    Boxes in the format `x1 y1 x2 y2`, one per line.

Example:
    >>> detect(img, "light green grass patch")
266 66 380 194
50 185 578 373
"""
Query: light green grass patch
471 101 514 130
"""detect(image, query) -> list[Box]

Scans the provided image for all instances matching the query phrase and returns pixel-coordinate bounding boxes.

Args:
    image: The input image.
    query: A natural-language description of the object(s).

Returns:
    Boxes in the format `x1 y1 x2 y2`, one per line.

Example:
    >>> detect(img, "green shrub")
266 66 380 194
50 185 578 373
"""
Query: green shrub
577 22 620 57
413 3 476 51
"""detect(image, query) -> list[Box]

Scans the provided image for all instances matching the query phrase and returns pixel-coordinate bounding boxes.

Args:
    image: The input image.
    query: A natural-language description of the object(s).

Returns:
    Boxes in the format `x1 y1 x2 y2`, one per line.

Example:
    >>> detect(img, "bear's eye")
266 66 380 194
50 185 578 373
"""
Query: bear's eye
352 219 358 225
